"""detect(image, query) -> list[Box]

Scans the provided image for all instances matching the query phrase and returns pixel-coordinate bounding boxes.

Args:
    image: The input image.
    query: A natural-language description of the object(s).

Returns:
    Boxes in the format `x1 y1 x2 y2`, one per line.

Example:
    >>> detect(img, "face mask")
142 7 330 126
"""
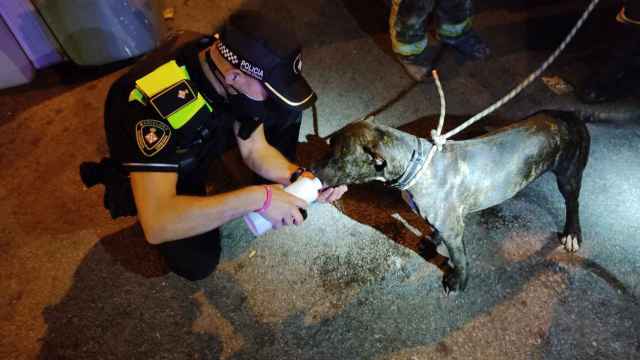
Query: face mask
227 89 300 139
228 92 268 123
228 91 298 126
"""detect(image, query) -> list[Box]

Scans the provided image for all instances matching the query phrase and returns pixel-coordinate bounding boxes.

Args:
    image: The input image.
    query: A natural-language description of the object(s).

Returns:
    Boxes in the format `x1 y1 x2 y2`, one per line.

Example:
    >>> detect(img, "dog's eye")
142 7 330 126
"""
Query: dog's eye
363 146 387 171
362 146 375 158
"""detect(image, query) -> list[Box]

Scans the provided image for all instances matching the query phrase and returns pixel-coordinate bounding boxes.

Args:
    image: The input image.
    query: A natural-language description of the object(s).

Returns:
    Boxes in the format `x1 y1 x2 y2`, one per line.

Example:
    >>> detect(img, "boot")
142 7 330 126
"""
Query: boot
439 29 491 61
396 44 442 82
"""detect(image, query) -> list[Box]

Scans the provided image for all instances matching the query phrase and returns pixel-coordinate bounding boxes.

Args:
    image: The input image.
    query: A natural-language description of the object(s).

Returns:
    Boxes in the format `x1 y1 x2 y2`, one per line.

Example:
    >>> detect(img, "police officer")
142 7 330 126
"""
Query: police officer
82 11 347 281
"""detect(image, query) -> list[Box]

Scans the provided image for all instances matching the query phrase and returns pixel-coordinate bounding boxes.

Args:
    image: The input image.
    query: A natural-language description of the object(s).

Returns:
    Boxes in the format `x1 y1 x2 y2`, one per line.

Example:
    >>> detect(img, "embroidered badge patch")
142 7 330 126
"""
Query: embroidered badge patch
150 80 196 119
136 119 171 157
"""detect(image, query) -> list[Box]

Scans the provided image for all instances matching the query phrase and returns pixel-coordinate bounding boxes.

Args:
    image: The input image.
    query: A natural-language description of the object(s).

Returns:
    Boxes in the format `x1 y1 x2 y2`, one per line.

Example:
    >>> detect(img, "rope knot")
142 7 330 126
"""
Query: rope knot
430 129 447 151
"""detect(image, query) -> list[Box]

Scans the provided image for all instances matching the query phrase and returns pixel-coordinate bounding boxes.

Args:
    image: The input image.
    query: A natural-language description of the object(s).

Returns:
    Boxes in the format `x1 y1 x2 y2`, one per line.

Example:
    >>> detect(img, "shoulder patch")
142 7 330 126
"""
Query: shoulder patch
135 119 172 157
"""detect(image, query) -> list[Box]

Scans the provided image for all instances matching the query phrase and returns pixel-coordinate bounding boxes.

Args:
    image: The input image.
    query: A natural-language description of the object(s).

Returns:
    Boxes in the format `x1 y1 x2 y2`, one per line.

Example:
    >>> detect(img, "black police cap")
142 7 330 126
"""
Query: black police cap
216 11 317 110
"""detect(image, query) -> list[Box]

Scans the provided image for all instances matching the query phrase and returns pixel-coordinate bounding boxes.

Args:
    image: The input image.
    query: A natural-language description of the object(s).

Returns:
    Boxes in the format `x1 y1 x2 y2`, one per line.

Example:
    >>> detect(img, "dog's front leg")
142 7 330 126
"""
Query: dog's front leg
428 208 468 293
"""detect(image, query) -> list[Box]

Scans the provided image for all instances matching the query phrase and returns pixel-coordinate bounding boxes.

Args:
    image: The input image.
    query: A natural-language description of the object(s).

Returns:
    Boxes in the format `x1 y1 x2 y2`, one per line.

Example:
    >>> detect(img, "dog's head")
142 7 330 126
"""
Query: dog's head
313 117 414 187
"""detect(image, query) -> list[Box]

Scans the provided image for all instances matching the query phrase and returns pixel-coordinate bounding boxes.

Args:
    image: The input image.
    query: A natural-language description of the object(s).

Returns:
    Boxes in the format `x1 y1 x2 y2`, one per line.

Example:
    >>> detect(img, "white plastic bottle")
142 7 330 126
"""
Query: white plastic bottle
244 177 323 236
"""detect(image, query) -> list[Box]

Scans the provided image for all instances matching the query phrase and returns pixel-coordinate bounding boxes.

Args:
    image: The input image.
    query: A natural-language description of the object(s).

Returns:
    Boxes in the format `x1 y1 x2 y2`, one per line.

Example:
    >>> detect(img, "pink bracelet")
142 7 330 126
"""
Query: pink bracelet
257 185 272 213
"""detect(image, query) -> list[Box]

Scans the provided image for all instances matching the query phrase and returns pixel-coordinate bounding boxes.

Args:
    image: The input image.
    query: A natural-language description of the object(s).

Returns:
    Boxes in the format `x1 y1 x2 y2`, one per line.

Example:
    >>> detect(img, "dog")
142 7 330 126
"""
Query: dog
313 111 590 293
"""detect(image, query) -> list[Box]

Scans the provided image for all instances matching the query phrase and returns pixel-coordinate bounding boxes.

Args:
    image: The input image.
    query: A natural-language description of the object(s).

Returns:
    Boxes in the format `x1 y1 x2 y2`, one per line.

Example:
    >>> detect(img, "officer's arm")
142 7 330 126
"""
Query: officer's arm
130 171 265 244
236 121 349 203
235 122 298 185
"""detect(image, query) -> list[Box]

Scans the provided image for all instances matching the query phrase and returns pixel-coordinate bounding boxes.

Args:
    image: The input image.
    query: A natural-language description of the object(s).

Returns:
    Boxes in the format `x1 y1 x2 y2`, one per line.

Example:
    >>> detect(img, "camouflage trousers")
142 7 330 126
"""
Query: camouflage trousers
390 0 473 56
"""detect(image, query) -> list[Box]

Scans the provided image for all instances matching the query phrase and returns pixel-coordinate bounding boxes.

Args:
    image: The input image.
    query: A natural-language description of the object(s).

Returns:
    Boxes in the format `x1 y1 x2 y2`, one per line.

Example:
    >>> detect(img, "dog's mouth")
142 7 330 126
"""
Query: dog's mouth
312 155 389 188
316 171 387 188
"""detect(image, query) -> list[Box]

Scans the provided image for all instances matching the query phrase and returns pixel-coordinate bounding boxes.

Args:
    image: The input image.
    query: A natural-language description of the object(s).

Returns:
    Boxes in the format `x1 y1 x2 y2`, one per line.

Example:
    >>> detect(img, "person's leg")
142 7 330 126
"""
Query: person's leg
155 167 221 281
436 0 490 60
390 0 433 57
156 228 221 281
389 0 441 81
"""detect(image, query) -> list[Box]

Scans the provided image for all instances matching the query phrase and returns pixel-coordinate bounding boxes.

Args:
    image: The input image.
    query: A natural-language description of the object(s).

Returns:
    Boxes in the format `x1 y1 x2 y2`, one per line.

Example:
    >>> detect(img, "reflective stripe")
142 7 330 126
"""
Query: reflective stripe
135 61 186 97
123 162 179 168
392 39 428 57
438 18 472 38
128 88 146 105
389 0 428 56
264 82 315 107
133 61 211 130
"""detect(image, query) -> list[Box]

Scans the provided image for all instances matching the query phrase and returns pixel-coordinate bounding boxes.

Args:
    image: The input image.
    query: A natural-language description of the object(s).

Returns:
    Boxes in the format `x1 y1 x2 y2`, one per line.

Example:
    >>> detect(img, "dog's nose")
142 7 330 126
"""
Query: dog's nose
310 156 331 175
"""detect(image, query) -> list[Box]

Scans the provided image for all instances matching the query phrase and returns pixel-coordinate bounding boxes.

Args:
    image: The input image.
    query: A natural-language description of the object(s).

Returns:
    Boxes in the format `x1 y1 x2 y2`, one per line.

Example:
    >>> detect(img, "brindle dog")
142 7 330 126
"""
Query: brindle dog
313 111 590 293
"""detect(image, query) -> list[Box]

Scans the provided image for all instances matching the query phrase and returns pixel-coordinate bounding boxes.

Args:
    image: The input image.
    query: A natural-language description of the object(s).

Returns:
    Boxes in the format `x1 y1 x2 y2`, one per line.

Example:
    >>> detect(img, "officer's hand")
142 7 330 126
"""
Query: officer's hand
298 170 348 204
317 185 348 203
261 185 309 229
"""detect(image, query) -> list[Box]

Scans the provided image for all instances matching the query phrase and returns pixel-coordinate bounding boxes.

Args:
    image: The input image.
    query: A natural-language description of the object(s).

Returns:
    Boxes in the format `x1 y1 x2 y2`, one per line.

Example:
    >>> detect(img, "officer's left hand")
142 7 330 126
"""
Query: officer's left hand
317 185 348 203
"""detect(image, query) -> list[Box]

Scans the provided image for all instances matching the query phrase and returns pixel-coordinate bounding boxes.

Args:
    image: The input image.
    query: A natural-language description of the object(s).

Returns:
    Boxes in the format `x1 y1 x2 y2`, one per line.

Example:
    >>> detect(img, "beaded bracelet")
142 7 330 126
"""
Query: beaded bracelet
257 185 272 213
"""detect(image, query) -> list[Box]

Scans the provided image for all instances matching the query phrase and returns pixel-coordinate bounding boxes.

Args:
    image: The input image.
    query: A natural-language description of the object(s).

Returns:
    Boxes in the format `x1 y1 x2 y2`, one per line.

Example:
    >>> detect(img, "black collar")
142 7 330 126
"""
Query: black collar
388 136 429 190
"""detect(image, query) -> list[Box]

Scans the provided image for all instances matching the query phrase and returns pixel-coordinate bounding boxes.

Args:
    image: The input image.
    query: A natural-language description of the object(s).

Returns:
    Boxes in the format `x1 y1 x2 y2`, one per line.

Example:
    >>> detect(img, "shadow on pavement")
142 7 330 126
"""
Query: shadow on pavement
38 231 217 358
38 114 640 358
100 224 169 278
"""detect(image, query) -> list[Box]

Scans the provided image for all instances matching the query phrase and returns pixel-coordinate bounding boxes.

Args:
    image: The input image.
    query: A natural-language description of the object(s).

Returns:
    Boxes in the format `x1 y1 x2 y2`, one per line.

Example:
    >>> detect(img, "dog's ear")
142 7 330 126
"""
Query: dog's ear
363 145 387 171
362 115 375 124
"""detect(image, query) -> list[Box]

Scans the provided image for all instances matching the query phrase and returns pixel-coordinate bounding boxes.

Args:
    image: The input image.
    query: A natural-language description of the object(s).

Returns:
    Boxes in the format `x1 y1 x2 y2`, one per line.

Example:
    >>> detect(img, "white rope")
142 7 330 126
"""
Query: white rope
401 70 446 190
423 70 446 170
431 70 447 150
435 0 602 143
396 0 601 190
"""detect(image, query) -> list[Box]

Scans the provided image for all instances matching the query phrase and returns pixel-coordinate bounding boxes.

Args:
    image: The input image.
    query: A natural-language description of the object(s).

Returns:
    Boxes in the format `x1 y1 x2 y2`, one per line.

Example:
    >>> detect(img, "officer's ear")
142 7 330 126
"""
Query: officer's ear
224 69 244 86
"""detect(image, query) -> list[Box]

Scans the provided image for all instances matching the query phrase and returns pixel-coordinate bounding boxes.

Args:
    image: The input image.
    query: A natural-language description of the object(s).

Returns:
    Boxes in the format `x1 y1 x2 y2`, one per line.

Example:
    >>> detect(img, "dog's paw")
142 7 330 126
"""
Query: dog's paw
442 271 467 295
560 233 581 252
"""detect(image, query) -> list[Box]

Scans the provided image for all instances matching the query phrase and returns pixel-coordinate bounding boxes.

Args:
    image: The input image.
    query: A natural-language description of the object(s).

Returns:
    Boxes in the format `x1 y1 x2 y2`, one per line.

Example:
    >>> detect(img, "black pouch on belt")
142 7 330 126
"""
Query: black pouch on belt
80 158 137 219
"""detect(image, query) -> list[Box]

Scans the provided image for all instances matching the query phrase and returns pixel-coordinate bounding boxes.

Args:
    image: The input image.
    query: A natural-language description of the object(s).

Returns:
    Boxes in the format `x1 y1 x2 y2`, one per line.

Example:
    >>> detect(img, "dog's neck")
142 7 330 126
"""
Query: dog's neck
387 131 433 190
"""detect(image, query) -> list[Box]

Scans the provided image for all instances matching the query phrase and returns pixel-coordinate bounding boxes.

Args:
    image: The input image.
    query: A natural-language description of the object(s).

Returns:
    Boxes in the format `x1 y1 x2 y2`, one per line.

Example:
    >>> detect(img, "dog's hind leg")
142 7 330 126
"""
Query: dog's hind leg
553 115 591 252
555 171 583 252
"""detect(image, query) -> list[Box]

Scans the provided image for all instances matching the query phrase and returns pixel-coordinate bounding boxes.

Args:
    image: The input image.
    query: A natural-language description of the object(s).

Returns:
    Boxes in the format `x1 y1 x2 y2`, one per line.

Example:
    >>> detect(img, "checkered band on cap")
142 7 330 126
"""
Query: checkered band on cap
216 42 239 65
216 40 265 81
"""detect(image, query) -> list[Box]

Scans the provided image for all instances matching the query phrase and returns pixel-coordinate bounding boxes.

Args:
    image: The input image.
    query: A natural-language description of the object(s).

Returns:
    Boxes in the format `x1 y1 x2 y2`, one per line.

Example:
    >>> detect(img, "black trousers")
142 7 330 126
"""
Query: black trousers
156 115 302 281
389 0 473 56
155 162 221 281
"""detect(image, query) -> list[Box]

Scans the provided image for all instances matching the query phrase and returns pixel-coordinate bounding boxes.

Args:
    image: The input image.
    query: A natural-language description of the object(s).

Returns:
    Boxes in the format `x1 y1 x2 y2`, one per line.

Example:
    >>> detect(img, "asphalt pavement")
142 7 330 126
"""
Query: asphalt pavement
1 0 639 359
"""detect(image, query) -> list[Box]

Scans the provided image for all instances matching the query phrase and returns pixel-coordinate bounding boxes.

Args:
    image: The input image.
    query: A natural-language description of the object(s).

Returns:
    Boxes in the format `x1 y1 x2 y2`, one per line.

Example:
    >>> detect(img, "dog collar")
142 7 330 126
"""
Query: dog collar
389 136 429 190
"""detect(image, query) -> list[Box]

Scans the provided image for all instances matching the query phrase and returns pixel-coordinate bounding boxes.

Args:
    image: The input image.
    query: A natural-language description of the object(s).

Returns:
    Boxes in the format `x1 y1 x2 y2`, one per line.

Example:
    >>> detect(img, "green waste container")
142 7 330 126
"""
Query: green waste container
33 0 166 66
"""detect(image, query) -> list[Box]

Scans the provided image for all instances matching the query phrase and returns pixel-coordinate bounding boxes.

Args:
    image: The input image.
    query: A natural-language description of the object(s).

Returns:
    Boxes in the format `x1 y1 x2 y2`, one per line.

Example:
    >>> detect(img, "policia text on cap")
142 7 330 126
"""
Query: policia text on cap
80 11 348 281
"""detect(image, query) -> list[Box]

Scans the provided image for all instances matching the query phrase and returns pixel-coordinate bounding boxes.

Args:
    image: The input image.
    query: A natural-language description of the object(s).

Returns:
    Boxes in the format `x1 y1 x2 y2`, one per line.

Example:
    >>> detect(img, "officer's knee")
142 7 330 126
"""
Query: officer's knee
156 228 221 281
170 261 217 281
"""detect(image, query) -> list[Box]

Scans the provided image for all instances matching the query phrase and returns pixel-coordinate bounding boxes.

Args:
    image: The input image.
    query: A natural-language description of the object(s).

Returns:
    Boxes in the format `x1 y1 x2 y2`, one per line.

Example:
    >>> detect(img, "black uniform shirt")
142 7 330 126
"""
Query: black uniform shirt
104 32 234 175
